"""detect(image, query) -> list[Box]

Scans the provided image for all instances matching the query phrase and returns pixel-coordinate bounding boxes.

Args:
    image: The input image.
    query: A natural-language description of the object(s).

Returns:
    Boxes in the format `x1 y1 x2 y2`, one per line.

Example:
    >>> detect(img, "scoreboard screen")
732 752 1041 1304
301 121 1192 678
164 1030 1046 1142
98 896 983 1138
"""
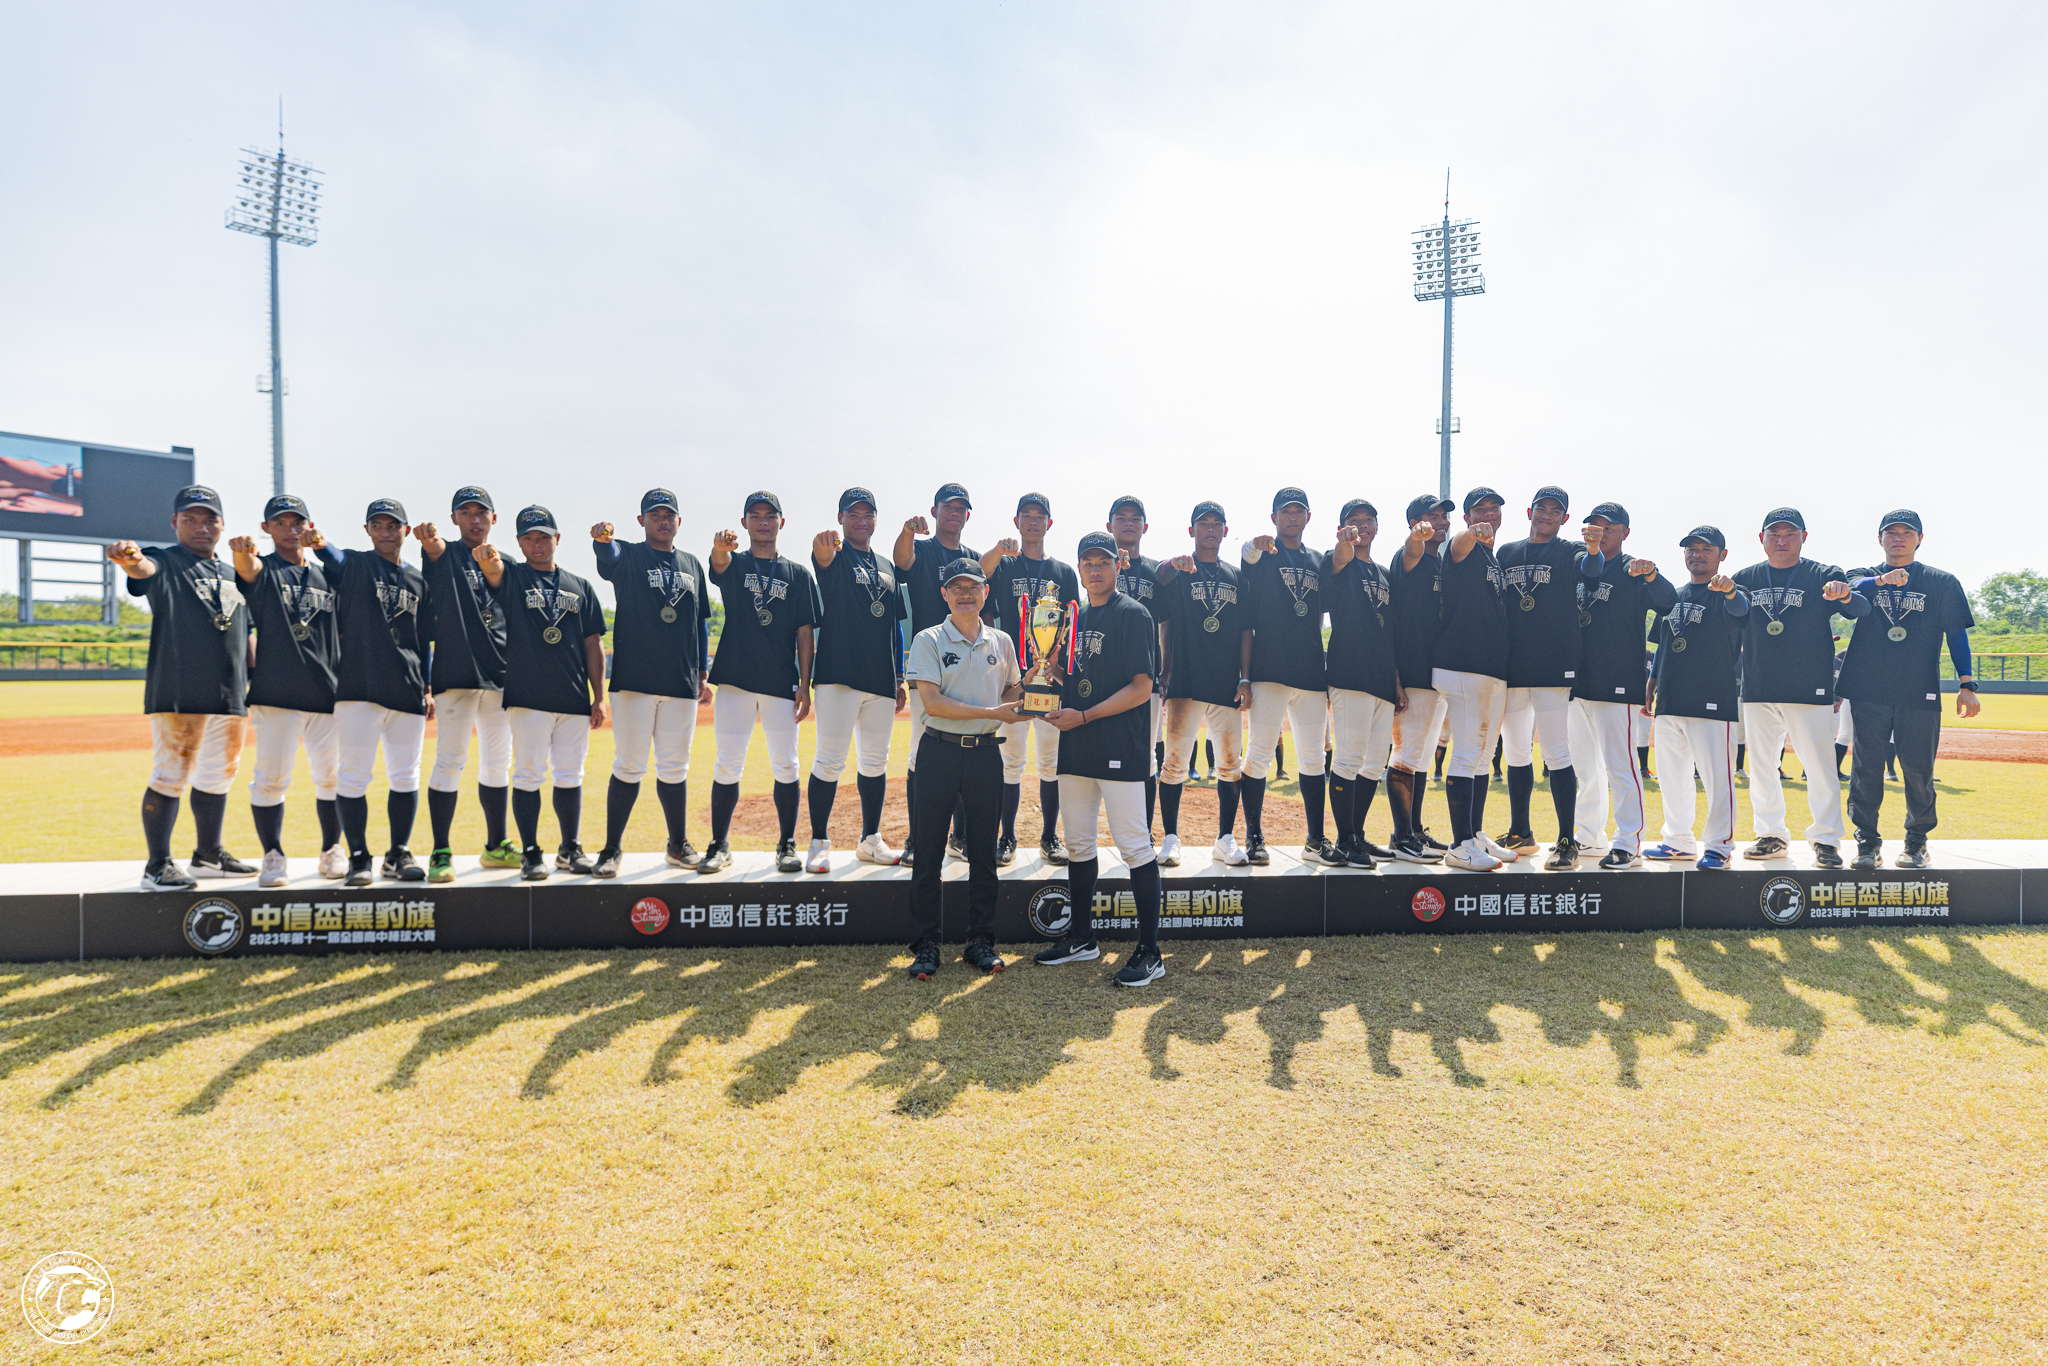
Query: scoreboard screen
0 431 196 544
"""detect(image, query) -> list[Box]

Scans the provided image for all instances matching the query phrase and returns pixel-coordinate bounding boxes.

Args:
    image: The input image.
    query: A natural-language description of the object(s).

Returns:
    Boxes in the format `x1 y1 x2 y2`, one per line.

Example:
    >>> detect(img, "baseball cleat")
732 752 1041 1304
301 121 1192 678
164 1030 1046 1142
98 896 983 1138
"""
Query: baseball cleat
382 847 426 883
1811 842 1844 869
345 852 375 887
140 859 197 892
1039 834 1070 867
258 849 289 887
1694 849 1731 870
855 833 901 865
191 850 257 879
775 838 802 874
1212 834 1249 866
1641 843 1693 861
1546 839 1586 871
696 840 732 874
1033 935 1101 966
1444 839 1502 872
1158 833 1182 867
804 839 833 874
1114 947 1165 988
556 842 596 875
1305 836 1346 867
1244 833 1271 865
593 848 623 879
1391 835 1443 864
1743 835 1789 860
1597 847 1642 870
480 839 522 869
665 839 701 868
318 844 349 879
963 936 1005 974
1896 841 1932 869
520 846 550 881
995 834 1017 866
428 849 455 883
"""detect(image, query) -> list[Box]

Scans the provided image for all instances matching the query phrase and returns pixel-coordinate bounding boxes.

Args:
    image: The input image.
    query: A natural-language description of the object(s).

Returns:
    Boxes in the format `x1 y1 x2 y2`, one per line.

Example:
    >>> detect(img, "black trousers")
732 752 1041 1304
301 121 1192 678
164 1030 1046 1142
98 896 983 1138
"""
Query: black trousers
1849 701 1940 841
909 732 1004 945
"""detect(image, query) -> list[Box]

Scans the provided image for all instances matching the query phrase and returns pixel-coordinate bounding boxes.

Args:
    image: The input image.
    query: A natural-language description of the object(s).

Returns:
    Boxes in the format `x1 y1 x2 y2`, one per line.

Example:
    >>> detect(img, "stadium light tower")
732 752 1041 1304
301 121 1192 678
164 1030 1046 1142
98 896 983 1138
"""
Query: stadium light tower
225 126 322 497
1412 174 1484 501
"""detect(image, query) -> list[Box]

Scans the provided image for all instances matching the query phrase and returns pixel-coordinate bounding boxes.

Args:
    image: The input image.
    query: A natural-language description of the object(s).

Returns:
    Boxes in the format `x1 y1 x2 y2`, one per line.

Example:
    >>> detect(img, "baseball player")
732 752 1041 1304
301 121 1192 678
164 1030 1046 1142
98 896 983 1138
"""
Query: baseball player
307 500 432 886
890 481 979 868
590 488 710 878
1645 526 1748 868
1108 495 1165 839
1156 501 1249 866
229 493 343 886
1494 485 1607 869
475 505 609 880
980 493 1080 867
1386 494 1454 862
1322 499 1405 869
1565 503 1675 869
1837 510 1978 869
705 491 821 874
1034 532 1166 987
1431 486 1514 871
1730 507 1870 868
1237 487 1329 865
414 486 516 881
108 484 253 890
806 487 908 872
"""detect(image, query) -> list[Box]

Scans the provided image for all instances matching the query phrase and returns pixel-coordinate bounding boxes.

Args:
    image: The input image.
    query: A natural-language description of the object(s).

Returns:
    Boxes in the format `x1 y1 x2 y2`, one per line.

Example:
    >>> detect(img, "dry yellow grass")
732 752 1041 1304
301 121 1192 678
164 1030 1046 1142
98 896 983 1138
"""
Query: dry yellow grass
4 929 2047 1362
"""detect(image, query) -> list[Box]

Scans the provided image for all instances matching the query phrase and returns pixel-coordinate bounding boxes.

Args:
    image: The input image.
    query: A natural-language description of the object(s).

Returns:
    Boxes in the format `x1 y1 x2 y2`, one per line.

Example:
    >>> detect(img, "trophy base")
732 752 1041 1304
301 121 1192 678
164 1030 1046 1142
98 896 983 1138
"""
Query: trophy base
1019 685 1063 715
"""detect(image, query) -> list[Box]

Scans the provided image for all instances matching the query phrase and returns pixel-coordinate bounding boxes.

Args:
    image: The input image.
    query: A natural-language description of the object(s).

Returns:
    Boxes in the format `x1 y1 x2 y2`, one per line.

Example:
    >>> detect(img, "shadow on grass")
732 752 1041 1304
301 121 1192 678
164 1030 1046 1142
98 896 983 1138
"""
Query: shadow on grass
3 925 2045 1116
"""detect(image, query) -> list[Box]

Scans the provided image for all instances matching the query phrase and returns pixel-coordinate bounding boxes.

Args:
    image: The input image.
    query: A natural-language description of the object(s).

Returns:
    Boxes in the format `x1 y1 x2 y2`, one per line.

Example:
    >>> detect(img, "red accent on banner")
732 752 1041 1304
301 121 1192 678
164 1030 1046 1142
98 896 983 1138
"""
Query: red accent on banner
630 897 671 935
1411 887 1446 922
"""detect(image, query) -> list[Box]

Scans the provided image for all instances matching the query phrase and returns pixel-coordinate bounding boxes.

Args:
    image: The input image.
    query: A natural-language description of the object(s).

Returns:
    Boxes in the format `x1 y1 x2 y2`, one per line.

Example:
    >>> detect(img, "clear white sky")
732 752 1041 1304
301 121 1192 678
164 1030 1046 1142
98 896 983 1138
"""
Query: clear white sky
2 2 2043 600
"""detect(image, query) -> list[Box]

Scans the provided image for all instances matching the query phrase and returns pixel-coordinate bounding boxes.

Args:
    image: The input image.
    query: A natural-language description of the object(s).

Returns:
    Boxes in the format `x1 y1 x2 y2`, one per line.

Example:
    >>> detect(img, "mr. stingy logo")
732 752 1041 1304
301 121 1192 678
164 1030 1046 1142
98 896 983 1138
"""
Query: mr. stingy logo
183 898 244 955
1759 876 1805 926
1026 886 1073 938
21 1252 114 1343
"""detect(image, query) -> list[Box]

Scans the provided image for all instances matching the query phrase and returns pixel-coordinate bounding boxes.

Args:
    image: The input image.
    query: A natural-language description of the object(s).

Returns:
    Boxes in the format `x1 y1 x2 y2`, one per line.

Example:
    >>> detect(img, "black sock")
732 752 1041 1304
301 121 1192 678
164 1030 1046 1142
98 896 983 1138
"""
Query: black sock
1131 859 1161 953
142 789 180 865
1068 856 1099 942
1327 774 1351 844
512 787 542 850
1386 770 1414 840
1446 775 1475 844
251 802 286 855
1433 744 1446 780
1159 780 1183 836
1506 763 1535 836
772 780 800 842
189 788 227 858
479 783 509 847
1835 742 1849 772
709 781 740 843
656 779 690 848
1471 770 1493 837
1204 739 1214 777
338 794 372 857
428 787 458 850
1144 776 1156 837
807 774 837 840
1493 737 1504 778
315 796 341 849
1218 778 1240 839
1002 782 1021 842
1548 766 1577 842
856 773 887 838
605 776 640 852
551 786 582 846
1736 744 1747 773
387 789 419 850
1353 776 1378 840
1410 766 1429 834
1241 775 1266 836
1038 780 1061 843
1301 772 1326 843
1637 745 1651 777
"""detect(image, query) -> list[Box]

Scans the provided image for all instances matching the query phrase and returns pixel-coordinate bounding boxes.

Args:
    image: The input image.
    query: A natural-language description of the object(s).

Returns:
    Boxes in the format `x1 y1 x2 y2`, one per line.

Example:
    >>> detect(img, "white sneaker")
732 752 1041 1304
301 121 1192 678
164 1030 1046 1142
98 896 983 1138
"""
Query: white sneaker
1479 834 1522 863
1445 838 1502 872
259 849 289 887
804 838 833 874
318 843 348 879
856 833 901 865
1212 833 1248 866
1159 833 1182 867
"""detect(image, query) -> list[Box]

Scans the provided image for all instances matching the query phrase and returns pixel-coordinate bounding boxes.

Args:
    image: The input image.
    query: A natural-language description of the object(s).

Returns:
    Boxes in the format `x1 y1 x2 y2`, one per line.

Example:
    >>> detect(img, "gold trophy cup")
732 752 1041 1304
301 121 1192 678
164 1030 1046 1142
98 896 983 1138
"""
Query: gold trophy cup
1019 581 1071 715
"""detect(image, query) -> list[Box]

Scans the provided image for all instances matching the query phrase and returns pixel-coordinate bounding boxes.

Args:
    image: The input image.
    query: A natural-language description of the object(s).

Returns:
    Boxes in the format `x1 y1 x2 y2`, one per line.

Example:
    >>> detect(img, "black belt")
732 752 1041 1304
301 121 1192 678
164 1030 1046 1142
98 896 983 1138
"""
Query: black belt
924 730 1004 748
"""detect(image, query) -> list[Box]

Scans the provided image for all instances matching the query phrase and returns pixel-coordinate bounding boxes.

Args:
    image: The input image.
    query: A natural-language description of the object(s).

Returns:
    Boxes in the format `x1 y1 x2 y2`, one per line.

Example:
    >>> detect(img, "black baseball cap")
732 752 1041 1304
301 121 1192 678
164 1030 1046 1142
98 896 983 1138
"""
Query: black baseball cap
640 488 679 514
1191 500 1228 524
516 505 560 536
173 484 223 515
1017 492 1052 517
451 485 494 513
1076 531 1118 560
1462 486 1505 513
1530 484 1570 511
1761 507 1806 532
1405 493 1455 522
932 482 972 509
262 493 309 521
940 556 985 586
743 490 783 516
1880 508 1923 534
1679 525 1726 549
365 498 408 524
1109 495 1146 519
838 486 878 514
1271 487 1310 513
1338 498 1378 523
1583 501 1629 527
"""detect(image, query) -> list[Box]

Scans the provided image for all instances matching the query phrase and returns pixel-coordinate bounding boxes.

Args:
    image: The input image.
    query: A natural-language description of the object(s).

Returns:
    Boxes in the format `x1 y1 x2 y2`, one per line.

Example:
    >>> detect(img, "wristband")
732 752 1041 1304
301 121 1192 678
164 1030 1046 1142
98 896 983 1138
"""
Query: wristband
1957 681 1977 692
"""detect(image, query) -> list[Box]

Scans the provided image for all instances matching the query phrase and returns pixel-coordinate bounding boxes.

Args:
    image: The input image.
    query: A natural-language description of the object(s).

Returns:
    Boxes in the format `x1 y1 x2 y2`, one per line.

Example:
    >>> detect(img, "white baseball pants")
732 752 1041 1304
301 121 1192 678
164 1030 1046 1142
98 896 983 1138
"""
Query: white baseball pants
1653 714 1737 857
712 685 799 785
810 683 894 782
1001 716 1061 783
509 706 592 791
1328 687 1396 782
1242 681 1328 780
246 705 339 806
428 687 512 791
1390 686 1448 772
1834 698 1854 747
1160 699 1243 784
1742 701 1845 846
1147 692 1161 777
1503 684 1574 770
147 713 246 799
1569 698 1648 854
610 689 698 785
1057 774 1157 868
336 700 427 798
1432 669 1507 780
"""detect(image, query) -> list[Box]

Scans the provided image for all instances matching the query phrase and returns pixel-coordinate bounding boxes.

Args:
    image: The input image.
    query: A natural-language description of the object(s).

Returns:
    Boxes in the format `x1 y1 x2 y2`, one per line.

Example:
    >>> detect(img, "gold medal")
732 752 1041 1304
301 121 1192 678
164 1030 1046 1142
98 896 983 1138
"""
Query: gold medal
1519 596 1535 612
1203 616 1220 633
870 600 887 617
291 621 311 641
757 609 773 626
1887 625 1907 642
1078 678 1093 698
213 611 233 630
543 625 563 644
1579 609 1592 627
1669 636 1687 653
660 605 678 623
1766 619 1785 636
1294 600 1308 617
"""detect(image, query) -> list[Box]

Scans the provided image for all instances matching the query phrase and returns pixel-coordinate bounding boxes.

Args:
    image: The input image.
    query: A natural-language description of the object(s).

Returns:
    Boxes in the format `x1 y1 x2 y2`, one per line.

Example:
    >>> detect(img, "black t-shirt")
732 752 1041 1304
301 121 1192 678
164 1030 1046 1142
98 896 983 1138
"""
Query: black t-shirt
492 561 607 715
596 540 708 699
1116 552 1165 695
812 545 905 699
1653 582 1748 720
1161 558 1244 706
1388 547 1442 689
1322 553 1399 702
1836 562 1973 711
422 540 507 694
988 554 1080 659
1730 558 1865 704
245 552 339 713
1575 558 1676 705
131 544 250 716
1498 537 1594 688
317 547 429 715
1240 543 1325 691
1058 591 1158 781
708 552 822 698
904 536 981 636
1432 541 1510 680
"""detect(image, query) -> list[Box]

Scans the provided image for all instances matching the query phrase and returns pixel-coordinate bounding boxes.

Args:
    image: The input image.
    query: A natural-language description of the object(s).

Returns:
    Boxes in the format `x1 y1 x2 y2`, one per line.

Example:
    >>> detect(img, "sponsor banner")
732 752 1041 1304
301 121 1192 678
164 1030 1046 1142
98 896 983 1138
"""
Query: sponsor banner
1327 871 1681 936
81 887 519 959
994 874 1324 942
1683 868 2020 930
531 878 923 949
0 894 79 963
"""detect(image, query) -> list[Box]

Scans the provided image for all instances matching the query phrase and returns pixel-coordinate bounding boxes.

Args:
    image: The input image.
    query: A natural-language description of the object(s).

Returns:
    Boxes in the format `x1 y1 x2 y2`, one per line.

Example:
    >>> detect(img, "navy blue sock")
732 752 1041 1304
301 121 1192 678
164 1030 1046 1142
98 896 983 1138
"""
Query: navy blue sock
1067 856 1099 943
512 787 543 850
188 788 228 859
316 796 342 849
428 787 459 850
478 783 509 847
551 786 583 846
142 789 179 864
772 780 800 841
656 780 689 848
605 776 639 852
807 774 837 840
387 789 419 850
251 802 286 855
1506 764 1535 836
856 773 887 838
1131 859 1161 953
338 793 372 857
709 781 740 843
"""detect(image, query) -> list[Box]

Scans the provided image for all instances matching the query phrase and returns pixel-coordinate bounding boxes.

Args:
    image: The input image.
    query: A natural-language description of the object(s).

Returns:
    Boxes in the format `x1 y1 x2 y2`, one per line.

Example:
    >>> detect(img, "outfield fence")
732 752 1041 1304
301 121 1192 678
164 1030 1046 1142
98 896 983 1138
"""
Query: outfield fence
0 642 149 680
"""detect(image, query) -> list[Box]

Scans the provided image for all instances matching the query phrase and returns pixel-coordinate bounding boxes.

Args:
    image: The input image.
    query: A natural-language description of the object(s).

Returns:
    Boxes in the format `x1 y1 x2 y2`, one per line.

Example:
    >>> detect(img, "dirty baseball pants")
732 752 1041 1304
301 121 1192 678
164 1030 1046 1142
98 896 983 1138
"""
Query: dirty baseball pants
143 712 248 866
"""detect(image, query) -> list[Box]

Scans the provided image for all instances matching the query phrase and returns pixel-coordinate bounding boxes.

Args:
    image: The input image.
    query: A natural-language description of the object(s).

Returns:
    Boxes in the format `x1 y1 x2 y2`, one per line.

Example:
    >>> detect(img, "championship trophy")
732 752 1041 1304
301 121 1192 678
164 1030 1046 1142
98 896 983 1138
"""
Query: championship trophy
1019 581 1076 715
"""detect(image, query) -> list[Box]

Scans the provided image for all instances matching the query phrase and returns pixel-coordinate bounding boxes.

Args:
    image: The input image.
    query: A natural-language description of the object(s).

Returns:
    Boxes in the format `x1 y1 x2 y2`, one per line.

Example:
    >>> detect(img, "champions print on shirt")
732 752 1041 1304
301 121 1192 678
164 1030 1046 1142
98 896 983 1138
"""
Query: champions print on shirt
376 579 421 622
1276 562 1319 616
744 566 792 623
1869 586 1927 641
523 581 581 642
273 577 335 640
1116 568 1155 605
1072 627 1109 699
1749 581 1806 633
192 568 247 629
1503 561 1553 601
1186 574 1238 633
644 565 698 621
1356 569 1390 619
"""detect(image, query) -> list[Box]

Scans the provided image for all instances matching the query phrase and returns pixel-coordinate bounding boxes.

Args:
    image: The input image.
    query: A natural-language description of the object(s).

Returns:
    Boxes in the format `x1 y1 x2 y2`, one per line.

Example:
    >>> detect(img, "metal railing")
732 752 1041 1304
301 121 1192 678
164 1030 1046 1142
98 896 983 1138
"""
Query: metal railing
0 643 149 672
1942 652 2045 682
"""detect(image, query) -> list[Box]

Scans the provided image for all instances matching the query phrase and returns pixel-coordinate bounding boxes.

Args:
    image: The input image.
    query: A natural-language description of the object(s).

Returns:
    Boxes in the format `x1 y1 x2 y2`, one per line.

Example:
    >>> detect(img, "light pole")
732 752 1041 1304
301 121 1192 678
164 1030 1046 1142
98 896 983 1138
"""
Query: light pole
226 141 322 497
1412 178 1484 501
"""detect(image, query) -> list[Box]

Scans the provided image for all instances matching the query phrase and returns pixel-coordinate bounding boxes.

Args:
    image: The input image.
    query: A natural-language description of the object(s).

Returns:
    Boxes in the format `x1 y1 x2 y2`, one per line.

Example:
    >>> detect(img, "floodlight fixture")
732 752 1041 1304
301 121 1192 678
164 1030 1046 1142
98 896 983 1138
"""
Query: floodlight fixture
225 131 324 497
1412 173 1485 500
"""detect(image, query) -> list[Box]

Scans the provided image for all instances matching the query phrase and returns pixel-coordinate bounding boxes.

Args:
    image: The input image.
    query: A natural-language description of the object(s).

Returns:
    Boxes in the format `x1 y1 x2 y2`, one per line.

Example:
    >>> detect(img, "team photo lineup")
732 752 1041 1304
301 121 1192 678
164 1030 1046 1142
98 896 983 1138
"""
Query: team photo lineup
108 475 1980 987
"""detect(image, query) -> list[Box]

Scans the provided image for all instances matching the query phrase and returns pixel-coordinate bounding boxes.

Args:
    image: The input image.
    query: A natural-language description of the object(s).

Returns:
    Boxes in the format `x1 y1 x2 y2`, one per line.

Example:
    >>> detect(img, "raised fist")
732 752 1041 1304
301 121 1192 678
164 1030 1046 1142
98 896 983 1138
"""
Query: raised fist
1117 548 1130 571
713 529 740 553
1708 573 1735 595
591 521 615 543
475 543 501 568
1473 521 1496 544
1581 523 1604 551
1627 558 1656 578
1169 554 1197 573
1876 567 1910 588
1822 579 1851 601
814 530 841 556
301 527 326 550
994 537 1020 557
904 515 930 536
413 521 439 544
1409 520 1433 540
106 540 142 565
229 535 258 555
1336 525 1360 545
1252 534 1276 554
